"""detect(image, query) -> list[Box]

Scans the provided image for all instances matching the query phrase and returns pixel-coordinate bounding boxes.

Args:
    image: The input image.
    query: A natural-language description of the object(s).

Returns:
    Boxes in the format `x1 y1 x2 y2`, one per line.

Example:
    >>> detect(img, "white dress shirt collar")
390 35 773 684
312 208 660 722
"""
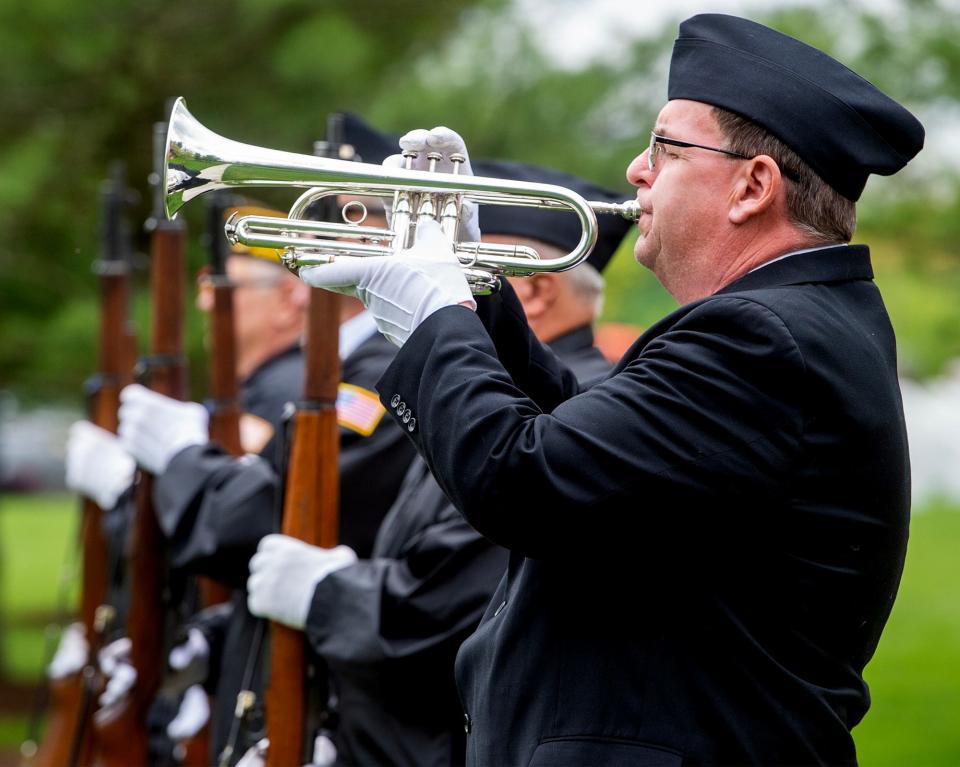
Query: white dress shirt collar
747 243 845 275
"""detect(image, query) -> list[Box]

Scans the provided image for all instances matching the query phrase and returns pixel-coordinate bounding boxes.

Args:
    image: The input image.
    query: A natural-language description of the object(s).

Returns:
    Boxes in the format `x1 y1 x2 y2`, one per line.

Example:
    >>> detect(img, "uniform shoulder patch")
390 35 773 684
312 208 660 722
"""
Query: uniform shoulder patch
337 383 386 437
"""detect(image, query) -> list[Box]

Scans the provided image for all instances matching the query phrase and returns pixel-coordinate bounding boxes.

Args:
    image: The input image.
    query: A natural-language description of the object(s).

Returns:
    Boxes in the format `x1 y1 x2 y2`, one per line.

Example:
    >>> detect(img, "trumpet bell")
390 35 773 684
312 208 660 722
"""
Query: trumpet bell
164 98 381 220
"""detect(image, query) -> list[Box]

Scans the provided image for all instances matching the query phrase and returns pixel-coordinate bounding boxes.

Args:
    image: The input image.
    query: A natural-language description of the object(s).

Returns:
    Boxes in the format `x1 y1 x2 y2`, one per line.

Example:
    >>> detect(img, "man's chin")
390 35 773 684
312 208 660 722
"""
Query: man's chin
633 240 656 270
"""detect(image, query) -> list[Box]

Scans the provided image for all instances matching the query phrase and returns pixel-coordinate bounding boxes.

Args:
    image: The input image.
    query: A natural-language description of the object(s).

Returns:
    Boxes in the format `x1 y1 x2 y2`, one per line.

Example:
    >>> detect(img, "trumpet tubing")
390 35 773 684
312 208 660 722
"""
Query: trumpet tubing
164 98 640 293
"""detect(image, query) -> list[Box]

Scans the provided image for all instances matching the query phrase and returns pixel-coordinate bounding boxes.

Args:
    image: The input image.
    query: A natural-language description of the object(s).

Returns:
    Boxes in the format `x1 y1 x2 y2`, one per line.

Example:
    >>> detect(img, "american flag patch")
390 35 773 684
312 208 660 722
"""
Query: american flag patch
337 383 386 436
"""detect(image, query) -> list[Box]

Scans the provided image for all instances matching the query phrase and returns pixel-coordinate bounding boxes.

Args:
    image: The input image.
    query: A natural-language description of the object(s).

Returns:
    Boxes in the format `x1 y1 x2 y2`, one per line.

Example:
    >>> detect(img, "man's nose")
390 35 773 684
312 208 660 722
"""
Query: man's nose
626 150 652 186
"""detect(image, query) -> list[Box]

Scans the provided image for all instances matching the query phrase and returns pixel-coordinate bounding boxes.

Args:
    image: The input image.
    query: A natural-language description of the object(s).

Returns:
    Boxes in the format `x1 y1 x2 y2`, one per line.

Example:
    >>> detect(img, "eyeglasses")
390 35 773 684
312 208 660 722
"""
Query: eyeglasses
196 270 283 295
647 131 800 182
198 276 282 289
647 131 751 172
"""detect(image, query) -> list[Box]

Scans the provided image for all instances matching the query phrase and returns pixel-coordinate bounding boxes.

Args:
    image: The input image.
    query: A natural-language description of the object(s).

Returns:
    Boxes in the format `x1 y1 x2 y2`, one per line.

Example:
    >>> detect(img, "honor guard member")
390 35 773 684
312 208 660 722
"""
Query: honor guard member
114 212 415 762
247 156 633 767
300 14 924 766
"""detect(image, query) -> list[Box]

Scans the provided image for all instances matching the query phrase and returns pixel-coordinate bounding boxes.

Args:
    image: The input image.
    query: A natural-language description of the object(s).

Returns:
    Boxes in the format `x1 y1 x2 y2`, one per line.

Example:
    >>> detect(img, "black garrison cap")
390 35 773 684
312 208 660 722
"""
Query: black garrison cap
668 14 924 201
304 113 396 219
342 113 398 164
473 159 632 273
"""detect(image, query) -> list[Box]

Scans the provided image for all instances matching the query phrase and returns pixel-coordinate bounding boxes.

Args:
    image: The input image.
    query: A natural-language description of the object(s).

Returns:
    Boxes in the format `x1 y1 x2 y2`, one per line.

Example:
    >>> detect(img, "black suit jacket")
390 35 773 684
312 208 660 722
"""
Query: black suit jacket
306 325 608 767
375 245 910 766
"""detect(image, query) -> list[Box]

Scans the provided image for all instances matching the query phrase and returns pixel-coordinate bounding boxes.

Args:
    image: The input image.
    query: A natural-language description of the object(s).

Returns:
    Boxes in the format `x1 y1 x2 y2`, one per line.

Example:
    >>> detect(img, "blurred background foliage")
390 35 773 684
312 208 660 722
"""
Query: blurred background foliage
2 0 959 404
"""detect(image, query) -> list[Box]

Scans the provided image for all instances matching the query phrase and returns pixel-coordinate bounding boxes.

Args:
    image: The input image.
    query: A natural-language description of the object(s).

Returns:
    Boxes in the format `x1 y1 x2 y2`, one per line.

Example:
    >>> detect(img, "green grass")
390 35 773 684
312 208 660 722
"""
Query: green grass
0 494 957 762
0 494 78 686
854 501 960 766
0 494 78 617
0 494 78 753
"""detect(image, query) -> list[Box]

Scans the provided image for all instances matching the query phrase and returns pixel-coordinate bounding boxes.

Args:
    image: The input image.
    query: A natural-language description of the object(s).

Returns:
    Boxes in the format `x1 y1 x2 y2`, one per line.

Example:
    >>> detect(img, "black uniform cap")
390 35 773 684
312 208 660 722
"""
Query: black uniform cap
342 113 398 164
303 114 397 220
668 14 924 201
473 159 632 273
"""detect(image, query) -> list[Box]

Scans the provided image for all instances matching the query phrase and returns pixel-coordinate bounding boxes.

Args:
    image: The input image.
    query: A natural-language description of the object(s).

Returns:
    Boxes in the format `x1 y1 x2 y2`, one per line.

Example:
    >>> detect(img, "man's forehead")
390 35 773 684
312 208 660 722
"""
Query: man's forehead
226 253 284 277
654 99 717 137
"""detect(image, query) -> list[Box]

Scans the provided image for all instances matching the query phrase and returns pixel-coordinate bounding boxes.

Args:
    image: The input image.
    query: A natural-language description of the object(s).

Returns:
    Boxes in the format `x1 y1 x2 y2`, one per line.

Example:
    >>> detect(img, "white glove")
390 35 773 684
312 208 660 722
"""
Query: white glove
47 622 88 680
307 733 337 767
65 421 136 510
247 535 357 630
166 684 210 741
232 733 333 767
98 637 136 708
118 383 209 474
300 218 475 347
169 627 210 671
384 125 481 244
235 738 269 767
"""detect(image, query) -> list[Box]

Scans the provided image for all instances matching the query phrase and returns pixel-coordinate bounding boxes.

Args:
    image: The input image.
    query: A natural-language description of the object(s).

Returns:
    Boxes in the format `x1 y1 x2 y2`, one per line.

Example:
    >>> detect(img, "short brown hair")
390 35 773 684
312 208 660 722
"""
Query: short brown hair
712 107 856 243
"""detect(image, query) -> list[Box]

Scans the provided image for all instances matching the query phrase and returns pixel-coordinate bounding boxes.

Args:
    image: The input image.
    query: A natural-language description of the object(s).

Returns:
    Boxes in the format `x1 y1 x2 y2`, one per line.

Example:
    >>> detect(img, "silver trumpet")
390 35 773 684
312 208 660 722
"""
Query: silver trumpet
164 97 640 293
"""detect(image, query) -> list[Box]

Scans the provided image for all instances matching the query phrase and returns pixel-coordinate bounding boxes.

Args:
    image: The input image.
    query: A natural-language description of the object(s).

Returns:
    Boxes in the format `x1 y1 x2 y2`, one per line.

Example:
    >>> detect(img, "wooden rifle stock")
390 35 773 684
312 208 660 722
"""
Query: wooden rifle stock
203 194 241 603
263 114 346 767
34 164 136 767
95 121 187 767
207 293 243 461
206 193 243 459
264 289 340 767
167 195 243 767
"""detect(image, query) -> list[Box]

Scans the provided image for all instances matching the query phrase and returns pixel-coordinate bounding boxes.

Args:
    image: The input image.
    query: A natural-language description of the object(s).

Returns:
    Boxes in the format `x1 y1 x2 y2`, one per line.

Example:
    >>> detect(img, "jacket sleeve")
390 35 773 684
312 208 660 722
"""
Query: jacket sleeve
376 298 805 559
303 503 507 665
473 279 582 412
152 394 414 581
153 445 279 587
338 405 417 558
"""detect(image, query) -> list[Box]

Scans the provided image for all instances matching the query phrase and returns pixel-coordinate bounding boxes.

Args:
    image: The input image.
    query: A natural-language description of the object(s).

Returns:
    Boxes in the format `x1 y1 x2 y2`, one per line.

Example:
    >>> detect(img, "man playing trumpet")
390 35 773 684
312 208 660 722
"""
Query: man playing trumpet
300 13 924 766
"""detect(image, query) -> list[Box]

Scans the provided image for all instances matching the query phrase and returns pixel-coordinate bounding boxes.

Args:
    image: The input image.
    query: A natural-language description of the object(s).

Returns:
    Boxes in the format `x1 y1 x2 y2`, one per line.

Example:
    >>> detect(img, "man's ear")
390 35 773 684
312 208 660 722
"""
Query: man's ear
274 275 311 326
522 273 560 320
287 277 312 312
729 155 783 225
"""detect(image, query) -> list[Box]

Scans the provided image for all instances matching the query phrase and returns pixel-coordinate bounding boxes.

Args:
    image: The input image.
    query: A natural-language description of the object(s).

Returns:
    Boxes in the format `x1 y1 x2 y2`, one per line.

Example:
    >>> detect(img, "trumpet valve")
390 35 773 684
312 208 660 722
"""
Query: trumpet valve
440 198 460 241
426 152 443 173
392 195 414 250
416 196 436 223
449 153 466 174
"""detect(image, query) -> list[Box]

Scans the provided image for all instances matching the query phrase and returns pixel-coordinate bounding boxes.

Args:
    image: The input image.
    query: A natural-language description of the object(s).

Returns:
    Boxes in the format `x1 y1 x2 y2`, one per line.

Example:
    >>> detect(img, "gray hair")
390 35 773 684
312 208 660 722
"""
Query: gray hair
534 240 605 318
536 237 606 320
565 262 605 318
